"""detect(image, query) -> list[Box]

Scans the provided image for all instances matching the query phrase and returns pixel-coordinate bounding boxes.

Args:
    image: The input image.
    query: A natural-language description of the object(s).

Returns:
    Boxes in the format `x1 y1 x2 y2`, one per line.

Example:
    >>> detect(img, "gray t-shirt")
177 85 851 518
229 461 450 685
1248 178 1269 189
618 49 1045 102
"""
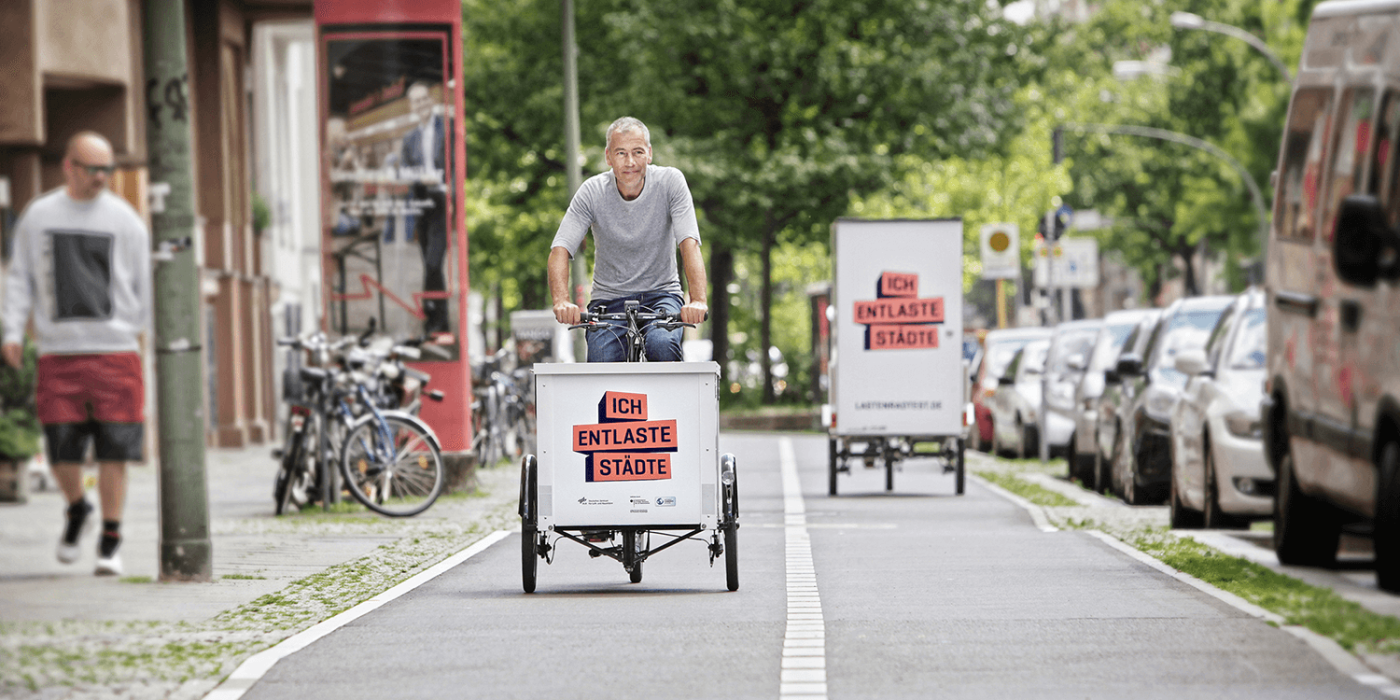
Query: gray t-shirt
3 188 152 355
551 164 701 300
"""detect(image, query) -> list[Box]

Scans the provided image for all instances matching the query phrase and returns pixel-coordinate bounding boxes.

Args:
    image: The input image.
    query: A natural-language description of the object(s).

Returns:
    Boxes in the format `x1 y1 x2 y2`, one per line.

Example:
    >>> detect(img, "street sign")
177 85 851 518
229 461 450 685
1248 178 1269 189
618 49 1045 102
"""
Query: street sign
1032 237 1099 288
979 222 1020 280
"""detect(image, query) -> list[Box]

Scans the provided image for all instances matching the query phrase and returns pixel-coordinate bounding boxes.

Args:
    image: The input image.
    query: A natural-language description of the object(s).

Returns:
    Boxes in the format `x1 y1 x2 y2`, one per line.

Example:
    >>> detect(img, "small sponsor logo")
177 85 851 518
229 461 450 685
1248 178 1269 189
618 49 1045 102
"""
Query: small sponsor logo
655 496 676 507
577 498 613 506
629 509 648 513
630 497 649 505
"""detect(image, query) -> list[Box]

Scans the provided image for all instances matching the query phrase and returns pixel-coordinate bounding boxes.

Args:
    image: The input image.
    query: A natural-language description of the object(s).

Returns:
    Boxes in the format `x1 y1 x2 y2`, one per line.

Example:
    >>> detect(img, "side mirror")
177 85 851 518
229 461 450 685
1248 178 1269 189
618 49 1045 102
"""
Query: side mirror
1334 194 1400 287
1174 348 1211 377
1114 353 1143 378
1067 353 1087 372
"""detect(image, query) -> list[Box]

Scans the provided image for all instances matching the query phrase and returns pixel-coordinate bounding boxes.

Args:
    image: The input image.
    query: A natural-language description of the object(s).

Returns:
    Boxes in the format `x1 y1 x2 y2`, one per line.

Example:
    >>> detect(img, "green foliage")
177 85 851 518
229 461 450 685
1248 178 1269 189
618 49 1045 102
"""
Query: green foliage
0 340 39 460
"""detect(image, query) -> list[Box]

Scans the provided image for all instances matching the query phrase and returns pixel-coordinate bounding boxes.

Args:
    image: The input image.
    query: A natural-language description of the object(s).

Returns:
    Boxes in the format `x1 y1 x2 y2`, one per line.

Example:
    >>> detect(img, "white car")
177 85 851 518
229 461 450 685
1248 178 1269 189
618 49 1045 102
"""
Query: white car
1170 289 1270 529
989 339 1049 459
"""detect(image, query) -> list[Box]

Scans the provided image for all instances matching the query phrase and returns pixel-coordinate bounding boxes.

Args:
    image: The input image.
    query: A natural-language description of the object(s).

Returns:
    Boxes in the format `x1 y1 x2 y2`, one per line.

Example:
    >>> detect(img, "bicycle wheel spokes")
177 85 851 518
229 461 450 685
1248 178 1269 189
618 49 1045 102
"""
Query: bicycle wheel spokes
341 415 444 517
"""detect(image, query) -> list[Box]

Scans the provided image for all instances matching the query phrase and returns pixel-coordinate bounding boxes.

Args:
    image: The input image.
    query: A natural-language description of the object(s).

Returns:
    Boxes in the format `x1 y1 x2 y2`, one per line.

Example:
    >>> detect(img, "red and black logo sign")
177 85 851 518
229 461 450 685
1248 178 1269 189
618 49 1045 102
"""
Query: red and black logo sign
854 271 944 350
572 391 677 482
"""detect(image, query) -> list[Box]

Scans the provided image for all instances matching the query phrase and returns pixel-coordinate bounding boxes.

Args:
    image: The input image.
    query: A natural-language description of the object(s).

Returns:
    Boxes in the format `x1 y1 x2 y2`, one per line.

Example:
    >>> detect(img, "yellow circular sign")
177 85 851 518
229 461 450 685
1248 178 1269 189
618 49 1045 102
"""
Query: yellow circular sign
989 231 1010 253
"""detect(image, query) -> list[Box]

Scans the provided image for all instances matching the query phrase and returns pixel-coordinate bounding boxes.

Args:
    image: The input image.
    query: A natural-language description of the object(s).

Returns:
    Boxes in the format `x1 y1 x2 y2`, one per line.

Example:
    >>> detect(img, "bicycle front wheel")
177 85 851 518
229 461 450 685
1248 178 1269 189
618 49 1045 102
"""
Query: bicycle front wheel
341 414 445 517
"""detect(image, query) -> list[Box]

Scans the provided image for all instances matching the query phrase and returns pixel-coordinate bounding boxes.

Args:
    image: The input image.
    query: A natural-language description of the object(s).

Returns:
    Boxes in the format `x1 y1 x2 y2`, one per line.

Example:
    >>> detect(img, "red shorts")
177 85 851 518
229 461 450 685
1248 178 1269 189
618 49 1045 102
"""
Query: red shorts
37 352 145 425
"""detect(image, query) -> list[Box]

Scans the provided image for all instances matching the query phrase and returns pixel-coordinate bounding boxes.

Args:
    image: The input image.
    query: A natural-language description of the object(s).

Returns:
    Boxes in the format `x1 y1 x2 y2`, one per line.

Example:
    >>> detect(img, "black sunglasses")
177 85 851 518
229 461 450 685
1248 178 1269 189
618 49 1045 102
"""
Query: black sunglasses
71 159 116 176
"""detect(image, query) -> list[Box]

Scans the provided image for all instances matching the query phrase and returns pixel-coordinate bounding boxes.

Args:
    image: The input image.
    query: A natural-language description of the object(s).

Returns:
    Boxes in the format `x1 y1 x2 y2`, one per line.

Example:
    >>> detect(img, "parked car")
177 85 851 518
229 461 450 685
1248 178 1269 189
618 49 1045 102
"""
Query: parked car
989 339 1050 459
1261 0 1400 592
1096 310 1163 496
971 327 1052 452
1041 318 1102 470
1109 295 1234 505
1073 308 1160 491
1169 288 1270 529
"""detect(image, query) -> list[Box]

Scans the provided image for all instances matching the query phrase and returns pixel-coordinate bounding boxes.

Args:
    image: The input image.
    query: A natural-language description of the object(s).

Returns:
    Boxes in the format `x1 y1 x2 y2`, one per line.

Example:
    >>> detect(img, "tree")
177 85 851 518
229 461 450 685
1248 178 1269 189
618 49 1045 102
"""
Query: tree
596 0 1036 401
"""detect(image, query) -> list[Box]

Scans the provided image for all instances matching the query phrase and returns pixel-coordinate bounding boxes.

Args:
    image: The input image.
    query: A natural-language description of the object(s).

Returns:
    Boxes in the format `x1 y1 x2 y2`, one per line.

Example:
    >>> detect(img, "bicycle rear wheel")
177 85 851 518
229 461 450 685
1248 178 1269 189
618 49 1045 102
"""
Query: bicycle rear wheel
341 414 445 516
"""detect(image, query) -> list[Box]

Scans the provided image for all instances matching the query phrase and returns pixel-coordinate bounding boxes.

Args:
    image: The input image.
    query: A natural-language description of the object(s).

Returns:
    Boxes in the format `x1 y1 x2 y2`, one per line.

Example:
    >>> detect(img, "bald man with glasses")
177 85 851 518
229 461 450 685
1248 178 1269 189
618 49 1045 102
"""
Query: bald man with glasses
3 131 151 577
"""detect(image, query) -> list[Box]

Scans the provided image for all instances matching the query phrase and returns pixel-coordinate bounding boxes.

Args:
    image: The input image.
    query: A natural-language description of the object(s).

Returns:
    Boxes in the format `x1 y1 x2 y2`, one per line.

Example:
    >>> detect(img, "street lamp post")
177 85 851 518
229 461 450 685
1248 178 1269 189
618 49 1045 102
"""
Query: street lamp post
1170 11 1293 84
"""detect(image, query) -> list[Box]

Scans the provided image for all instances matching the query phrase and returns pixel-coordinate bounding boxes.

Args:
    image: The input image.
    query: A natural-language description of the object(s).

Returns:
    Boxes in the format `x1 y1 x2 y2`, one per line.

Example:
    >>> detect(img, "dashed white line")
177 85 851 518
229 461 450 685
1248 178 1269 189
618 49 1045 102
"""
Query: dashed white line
779 436 827 699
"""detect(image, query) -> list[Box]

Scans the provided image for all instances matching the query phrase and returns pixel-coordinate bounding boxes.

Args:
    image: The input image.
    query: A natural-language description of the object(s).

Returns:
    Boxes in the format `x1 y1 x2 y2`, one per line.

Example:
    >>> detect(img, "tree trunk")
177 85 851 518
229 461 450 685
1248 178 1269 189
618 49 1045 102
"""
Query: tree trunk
760 214 775 405
709 242 734 389
1180 246 1198 297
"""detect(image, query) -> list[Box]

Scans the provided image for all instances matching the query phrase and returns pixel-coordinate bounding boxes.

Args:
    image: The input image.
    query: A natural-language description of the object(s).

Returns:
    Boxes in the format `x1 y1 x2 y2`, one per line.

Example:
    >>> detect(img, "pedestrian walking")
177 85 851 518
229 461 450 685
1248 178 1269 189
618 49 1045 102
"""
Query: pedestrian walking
2 131 152 576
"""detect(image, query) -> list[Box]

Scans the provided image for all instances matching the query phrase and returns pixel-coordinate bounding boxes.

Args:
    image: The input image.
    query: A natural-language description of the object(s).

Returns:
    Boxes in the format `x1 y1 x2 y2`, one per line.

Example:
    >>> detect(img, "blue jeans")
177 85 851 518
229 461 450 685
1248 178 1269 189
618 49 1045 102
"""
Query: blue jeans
586 292 684 362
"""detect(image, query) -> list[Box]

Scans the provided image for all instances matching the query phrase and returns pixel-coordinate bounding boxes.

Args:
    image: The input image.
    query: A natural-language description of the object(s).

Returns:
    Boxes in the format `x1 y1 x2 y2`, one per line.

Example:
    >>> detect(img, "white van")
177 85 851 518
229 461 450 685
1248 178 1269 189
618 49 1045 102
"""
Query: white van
1262 0 1400 592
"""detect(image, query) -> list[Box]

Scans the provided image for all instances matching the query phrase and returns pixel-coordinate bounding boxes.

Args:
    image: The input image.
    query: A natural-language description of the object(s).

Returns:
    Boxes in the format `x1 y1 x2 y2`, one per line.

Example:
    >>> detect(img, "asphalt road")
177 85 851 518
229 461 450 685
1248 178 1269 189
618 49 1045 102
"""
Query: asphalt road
241 433 1382 699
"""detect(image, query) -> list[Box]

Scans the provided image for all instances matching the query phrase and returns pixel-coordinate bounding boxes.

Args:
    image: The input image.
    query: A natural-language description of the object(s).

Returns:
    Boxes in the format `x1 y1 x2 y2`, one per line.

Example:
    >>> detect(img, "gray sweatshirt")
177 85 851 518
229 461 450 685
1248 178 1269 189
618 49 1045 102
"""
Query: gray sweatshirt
3 188 152 355
551 164 701 300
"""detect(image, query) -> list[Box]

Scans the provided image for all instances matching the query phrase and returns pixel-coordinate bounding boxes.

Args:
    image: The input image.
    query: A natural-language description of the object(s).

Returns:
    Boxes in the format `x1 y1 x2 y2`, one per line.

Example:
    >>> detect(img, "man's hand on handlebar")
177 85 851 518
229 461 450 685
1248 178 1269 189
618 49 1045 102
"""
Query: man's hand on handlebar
553 300 581 326
680 300 709 326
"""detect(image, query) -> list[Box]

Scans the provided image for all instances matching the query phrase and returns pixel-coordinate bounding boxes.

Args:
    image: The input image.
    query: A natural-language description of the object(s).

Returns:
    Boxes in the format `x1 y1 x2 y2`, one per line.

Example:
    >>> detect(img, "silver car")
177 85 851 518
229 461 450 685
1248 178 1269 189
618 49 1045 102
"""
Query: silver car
989 339 1050 459
1072 308 1160 491
1042 319 1103 467
1170 288 1270 529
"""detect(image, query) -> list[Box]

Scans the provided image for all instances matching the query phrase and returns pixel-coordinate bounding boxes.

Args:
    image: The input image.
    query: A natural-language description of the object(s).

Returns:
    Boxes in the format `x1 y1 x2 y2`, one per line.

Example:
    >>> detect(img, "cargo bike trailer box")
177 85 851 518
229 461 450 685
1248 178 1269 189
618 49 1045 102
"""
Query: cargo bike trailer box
520 361 738 592
827 218 967 496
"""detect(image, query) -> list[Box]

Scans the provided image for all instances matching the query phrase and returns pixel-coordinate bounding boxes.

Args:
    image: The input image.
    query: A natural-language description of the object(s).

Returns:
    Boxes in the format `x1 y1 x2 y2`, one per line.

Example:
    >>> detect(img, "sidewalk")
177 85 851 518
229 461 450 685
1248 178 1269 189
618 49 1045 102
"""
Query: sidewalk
0 444 520 698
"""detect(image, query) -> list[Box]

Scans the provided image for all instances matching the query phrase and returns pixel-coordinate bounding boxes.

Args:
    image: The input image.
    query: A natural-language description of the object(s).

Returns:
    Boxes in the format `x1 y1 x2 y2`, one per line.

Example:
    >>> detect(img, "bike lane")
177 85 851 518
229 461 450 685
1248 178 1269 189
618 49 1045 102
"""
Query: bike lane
235 433 790 700
793 434 1381 699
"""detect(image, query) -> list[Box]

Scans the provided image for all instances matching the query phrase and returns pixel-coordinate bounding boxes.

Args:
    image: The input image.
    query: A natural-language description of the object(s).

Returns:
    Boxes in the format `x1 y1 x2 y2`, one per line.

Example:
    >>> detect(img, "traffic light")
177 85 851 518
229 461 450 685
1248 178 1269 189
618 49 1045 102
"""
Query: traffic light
1052 207 1069 241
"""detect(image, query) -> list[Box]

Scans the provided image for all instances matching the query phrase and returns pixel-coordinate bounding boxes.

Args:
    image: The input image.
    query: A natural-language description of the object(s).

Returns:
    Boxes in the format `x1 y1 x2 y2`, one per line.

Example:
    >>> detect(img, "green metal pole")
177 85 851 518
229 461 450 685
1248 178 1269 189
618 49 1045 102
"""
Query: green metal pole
142 0 212 582
563 0 587 362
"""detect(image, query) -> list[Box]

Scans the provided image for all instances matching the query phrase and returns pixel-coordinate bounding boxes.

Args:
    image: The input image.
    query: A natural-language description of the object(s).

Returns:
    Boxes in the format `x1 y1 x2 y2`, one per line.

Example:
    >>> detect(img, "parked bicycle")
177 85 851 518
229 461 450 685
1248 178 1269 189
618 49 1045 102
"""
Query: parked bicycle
471 348 536 468
274 328 446 517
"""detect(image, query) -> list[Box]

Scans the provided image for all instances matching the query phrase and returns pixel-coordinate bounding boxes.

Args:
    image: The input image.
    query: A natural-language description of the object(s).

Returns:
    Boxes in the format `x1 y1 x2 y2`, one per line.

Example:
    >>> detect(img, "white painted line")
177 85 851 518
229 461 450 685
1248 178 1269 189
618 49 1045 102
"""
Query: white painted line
204 529 512 700
779 437 828 700
967 473 1058 532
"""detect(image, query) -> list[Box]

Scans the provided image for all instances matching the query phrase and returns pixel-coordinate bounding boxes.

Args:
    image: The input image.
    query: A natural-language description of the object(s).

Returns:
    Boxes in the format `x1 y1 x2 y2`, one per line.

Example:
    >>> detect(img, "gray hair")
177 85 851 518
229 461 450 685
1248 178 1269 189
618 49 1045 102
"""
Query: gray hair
605 116 651 150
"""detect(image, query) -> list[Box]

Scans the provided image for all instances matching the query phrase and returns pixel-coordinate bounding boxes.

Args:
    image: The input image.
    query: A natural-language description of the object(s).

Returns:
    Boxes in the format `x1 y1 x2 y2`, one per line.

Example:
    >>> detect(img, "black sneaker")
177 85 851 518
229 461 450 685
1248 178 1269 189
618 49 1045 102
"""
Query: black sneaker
56 499 93 564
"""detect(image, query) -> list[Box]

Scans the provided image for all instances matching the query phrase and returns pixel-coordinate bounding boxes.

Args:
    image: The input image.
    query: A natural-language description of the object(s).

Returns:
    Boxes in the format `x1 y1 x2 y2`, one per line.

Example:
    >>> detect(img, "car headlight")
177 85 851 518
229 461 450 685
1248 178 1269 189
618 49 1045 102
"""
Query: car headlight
1144 385 1179 422
1224 411 1262 439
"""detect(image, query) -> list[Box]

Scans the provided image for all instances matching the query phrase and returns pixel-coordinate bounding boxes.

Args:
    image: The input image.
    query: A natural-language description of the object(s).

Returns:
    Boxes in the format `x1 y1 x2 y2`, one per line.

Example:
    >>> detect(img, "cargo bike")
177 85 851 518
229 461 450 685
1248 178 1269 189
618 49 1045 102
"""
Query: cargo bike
826 218 967 496
519 301 739 593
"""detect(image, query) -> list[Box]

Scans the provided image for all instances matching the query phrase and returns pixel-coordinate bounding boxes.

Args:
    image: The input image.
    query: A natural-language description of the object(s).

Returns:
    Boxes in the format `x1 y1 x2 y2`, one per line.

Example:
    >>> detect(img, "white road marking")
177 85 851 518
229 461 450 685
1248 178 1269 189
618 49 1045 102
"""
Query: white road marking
203 529 513 700
780 436 828 699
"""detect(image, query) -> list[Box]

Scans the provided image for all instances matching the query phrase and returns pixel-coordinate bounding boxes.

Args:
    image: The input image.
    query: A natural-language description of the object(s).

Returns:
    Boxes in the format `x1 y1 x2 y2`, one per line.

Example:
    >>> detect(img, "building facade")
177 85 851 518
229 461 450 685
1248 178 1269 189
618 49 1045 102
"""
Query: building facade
0 0 316 449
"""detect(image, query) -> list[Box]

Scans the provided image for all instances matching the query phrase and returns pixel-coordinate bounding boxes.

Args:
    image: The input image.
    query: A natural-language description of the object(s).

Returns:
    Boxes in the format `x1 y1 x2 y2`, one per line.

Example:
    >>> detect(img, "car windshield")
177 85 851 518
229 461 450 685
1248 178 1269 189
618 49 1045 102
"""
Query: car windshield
987 338 1035 378
1151 308 1228 387
1048 329 1098 374
1226 308 1266 370
1089 321 1139 371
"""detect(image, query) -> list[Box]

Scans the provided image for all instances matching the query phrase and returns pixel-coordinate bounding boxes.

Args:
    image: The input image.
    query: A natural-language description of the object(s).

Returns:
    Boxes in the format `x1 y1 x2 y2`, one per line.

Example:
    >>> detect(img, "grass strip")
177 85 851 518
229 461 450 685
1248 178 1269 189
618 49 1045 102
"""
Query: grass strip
974 469 1079 507
1122 528 1400 653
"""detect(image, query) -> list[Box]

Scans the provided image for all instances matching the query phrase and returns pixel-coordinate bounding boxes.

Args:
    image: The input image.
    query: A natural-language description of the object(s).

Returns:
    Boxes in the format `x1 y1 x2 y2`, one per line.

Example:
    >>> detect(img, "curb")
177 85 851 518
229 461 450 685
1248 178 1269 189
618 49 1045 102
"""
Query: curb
972 470 1400 697
204 529 512 700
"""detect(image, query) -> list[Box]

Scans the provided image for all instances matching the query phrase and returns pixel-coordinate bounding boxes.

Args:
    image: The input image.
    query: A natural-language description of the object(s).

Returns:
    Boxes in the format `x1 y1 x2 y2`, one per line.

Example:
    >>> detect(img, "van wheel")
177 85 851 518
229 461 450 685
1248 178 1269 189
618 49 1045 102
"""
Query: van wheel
1274 453 1340 567
1376 442 1400 592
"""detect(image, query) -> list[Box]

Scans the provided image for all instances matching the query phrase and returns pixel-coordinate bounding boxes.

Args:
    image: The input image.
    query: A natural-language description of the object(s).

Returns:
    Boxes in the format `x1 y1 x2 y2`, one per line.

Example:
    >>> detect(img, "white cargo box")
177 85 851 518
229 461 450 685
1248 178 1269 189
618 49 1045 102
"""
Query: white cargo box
831 218 965 437
534 362 721 530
